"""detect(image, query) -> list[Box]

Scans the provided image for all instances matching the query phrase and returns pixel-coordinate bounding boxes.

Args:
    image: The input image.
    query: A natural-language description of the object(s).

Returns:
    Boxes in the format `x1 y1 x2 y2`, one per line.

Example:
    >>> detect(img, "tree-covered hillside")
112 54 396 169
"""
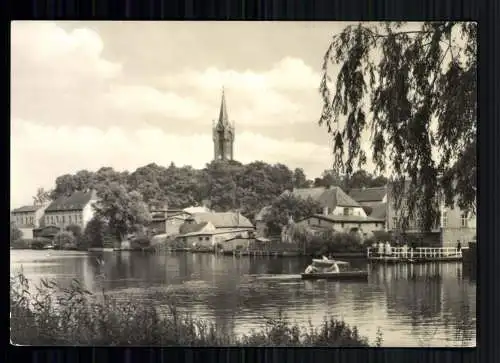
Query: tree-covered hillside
46 161 387 222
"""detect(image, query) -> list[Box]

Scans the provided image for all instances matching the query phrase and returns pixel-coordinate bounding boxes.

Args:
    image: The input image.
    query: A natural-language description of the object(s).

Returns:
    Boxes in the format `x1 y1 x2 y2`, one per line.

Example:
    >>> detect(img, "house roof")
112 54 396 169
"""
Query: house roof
369 203 387 220
284 186 361 208
190 212 254 228
302 214 385 223
179 228 251 238
348 187 387 202
45 190 96 212
179 222 209 235
183 206 211 214
12 205 41 213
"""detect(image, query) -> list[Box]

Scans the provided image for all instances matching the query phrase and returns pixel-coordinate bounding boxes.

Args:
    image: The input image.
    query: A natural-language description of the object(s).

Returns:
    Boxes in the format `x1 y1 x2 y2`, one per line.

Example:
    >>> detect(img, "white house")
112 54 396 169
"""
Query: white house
43 189 98 230
295 214 386 239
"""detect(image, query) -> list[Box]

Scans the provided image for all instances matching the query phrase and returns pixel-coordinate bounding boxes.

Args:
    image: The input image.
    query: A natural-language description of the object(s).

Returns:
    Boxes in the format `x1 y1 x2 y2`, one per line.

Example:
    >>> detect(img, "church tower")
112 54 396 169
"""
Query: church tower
212 88 235 161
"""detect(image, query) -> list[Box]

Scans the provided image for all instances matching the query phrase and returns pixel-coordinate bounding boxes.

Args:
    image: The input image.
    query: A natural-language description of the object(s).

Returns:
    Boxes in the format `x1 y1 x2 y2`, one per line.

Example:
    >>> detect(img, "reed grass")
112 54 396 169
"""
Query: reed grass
10 272 380 347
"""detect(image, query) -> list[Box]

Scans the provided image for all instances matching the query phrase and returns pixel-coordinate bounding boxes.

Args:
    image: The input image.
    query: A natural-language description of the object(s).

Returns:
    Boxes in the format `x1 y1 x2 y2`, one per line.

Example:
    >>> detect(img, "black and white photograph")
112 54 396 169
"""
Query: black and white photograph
10 21 476 347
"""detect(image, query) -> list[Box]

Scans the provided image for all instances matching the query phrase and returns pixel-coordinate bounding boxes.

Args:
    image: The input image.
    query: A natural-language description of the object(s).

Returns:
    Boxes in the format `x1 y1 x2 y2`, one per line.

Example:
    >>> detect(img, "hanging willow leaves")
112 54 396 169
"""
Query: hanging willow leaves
319 22 477 231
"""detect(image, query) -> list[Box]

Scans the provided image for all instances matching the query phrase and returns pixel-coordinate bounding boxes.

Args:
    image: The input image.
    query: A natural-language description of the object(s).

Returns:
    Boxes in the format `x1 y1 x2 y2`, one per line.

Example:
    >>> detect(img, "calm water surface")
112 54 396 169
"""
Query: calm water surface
10 250 476 347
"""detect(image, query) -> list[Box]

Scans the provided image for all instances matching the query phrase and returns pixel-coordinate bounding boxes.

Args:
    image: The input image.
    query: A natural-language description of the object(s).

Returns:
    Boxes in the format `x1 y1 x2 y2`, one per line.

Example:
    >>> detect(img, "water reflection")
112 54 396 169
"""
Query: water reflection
10 250 476 347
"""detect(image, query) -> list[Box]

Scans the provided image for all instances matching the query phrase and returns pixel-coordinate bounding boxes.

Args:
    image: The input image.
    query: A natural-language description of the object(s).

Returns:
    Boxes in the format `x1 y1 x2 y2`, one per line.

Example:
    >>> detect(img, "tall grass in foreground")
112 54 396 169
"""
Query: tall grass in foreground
10 273 381 346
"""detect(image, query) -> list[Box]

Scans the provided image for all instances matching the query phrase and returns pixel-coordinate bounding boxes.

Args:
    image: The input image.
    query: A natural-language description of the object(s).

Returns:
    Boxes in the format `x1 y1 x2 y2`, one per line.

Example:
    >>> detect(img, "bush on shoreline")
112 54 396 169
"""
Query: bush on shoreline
10 273 379 347
290 226 370 255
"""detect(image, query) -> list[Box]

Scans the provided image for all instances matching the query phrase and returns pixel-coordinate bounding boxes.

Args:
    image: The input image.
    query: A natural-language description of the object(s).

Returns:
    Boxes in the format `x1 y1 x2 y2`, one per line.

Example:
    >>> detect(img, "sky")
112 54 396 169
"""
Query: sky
11 21 375 208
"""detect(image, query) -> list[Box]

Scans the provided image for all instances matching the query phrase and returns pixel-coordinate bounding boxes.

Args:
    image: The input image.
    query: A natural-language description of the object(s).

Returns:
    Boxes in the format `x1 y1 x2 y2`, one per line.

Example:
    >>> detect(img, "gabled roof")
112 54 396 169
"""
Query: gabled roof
179 222 209 235
284 186 361 208
45 190 97 212
300 214 385 223
183 206 211 214
190 212 254 228
12 205 42 213
348 186 387 202
179 227 251 238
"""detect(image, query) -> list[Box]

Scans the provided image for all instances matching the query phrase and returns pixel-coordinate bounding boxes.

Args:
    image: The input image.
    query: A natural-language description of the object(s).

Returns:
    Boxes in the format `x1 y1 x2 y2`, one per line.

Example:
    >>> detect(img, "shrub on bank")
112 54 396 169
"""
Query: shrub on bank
54 231 77 250
10 273 377 347
129 236 151 250
290 226 367 255
10 238 31 249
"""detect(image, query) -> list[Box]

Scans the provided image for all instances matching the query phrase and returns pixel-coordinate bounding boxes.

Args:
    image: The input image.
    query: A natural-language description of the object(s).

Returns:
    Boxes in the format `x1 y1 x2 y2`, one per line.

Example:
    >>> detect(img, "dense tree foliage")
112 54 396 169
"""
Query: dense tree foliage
53 231 76 250
92 183 151 242
47 161 388 227
32 188 52 205
65 224 85 249
313 169 387 191
263 194 322 236
319 22 476 231
83 217 108 248
10 223 23 244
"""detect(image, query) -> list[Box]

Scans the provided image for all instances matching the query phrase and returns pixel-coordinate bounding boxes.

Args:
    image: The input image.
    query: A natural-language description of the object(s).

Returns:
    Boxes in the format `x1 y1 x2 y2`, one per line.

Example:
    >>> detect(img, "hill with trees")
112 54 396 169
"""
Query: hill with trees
45 161 387 223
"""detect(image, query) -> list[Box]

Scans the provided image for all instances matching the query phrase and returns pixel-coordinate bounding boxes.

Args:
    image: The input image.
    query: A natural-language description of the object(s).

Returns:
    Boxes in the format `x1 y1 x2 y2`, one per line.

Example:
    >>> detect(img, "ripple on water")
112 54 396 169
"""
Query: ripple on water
10 251 476 347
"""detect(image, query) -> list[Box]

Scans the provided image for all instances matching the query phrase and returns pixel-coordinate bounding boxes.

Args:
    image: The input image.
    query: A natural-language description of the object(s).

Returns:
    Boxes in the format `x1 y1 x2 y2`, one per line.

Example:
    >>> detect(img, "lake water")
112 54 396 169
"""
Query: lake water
10 250 476 347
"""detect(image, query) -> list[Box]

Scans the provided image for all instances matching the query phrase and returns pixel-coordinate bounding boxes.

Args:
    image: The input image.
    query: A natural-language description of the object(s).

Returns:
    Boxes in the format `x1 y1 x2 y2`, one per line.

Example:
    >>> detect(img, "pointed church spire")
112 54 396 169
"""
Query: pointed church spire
217 86 229 127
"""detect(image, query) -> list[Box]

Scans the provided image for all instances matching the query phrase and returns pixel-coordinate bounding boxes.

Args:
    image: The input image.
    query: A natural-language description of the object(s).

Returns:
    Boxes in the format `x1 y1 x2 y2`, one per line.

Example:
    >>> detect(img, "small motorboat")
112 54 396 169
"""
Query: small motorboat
302 257 368 281
301 270 369 281
312 258 350 268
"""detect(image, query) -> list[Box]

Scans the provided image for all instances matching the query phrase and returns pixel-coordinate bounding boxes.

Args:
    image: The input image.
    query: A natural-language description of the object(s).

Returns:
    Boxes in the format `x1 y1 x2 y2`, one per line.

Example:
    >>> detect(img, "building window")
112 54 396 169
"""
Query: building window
442 211 448 228
62 216 65 223
69 216 72 223
392 217 398 229
205 237 210 241
343 208 349 216
199 237 203 241
341 223 344 228
307 219 311 225
461 212 468 228
318 219 321 225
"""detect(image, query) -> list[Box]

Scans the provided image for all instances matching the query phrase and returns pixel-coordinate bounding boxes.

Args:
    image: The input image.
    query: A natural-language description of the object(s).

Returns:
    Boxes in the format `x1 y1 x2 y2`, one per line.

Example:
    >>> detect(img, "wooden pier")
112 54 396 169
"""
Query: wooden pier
223 249 302 257
367 246 463 264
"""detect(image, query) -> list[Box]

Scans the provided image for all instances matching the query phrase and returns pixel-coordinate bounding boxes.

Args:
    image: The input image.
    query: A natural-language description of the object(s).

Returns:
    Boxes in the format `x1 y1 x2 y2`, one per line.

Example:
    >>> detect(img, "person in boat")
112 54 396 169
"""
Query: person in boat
385 241 392 256
456 240 462 253
401 243 408 258
377 241 384 257
328 261 340 273
305 264 318 274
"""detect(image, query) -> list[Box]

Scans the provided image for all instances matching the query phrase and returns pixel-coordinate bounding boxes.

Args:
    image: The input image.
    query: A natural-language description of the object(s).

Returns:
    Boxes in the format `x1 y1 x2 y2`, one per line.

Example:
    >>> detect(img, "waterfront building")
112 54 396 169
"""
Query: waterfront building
148 204 169 236
176 211 254 250
11 201 51 239
385 181 476 247
42 189 98 230
348 186 388 224
295 213 386 239
255 186 366 238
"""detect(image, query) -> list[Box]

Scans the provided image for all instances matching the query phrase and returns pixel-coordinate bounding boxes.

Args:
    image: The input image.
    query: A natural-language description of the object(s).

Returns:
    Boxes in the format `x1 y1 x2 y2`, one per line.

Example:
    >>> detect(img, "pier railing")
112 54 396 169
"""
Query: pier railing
366 246 462 259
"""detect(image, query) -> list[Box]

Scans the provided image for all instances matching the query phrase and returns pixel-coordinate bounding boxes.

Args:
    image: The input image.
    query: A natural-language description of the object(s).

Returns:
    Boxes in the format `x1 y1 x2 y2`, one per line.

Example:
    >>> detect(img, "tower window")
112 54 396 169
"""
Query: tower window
460 212 468 227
